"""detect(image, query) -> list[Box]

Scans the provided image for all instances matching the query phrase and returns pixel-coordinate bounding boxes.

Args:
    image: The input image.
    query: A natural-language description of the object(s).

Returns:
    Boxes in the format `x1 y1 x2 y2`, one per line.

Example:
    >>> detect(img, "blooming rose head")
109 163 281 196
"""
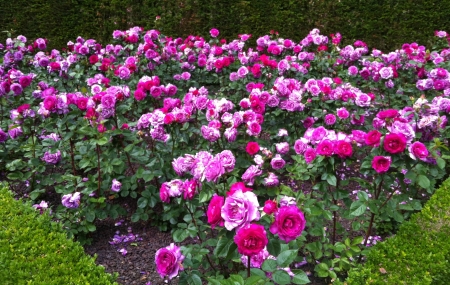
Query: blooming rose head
246 141 260 156
227 182 252 196
210 28 220 38
316 139 334 156
61 192 81 208
270 205 306 243
207 194 224 230
155 243 185 279
365 130 382 147
42 150 61 164
408 141 429 161
183 179 197 200
234 224 268 256
111 179 122 192
304 147 317 164
383 133 406 154
334 140 353 158
270 154 286 170
221 190 260 231
372 156 391 173
263 200 278 215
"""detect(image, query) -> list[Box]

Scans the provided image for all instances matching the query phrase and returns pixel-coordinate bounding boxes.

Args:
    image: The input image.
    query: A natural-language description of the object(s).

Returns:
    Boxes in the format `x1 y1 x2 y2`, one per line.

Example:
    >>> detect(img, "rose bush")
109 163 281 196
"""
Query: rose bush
1 26 450 284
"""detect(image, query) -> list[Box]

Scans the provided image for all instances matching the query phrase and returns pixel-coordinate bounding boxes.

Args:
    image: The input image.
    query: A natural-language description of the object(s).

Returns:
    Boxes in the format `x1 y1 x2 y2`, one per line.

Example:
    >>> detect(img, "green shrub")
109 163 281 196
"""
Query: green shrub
0 185 118 285
346 177 450 285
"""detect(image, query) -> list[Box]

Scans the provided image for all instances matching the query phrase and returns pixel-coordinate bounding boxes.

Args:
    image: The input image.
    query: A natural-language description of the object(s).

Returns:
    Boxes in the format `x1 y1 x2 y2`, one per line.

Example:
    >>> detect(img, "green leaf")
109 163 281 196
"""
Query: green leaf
137 197 148 208
272 270 291 285
96 136 109 145
213 236 234 258
417 175 430 189
350 201 366 217
173 228 189 242
229 274 244 285
351 236 364 246
267 239 281 256
436 157 446 169
250 268 266 278
292 271 310 284
261 259 278 272
244 275 264 285
357 191 369 202
85 211 95 222
277 250 298 267
181 273 202 285
326 174 337 186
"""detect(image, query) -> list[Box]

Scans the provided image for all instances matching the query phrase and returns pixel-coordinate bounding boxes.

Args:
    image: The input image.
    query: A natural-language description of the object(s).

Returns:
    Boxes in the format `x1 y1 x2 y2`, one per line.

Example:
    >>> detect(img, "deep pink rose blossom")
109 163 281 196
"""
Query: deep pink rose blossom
383 133 406 154
234 224 268 256
270 205 306 243
372 156 391 173
207 194 224 229
155 243 184 279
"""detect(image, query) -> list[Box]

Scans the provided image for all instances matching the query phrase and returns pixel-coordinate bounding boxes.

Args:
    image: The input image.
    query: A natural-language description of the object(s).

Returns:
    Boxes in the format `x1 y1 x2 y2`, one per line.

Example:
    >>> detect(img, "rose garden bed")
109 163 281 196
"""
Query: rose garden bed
1 26 450 284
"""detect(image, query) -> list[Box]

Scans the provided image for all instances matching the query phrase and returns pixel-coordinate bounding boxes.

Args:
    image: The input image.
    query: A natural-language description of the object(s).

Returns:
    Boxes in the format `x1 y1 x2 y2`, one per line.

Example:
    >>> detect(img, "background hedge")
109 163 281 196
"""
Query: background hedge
0 0 449 51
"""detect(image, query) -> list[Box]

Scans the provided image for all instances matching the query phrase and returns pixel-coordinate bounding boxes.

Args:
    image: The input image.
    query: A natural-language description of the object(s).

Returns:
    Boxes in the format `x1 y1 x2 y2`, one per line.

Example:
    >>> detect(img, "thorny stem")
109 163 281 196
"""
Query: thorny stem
247 256 251 278
65 123 77 176
359 178 384 263
96 144 101 193
184 204 217 272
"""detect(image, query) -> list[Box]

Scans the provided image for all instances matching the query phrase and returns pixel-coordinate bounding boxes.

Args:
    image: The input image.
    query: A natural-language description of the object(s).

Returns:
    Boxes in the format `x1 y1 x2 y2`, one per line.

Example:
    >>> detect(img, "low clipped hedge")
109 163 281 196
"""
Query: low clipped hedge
0 185 118 285
346 177 450 284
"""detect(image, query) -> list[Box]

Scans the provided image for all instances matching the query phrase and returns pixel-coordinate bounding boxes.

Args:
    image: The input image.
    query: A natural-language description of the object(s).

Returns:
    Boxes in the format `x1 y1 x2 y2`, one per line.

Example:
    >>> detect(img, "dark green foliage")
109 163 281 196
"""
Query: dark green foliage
0 0 449 51
0 185 118 285
346 177 450 284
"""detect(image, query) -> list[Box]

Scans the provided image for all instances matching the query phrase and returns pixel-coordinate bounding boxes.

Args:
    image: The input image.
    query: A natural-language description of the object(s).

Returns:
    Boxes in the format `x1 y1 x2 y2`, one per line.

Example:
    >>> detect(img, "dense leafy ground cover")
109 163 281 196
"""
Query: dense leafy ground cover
1 27 450 284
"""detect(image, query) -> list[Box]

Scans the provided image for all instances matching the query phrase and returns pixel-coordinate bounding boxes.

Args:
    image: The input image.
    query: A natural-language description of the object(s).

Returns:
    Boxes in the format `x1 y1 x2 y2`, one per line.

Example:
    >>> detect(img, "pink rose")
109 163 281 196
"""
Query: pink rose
365 130 382 147
43 95 57 111
234 224 268 256
227 182 252 196
246 141 260 156
372 156 391 173
263 200 278 215
155 243 185 279
270 205 306 243
334 140 353 158
210 28 220 38
383 133 406 154
316 139 334 156
304 147 317 164
221 189 260 231
408 141 429 161
207 194 224 229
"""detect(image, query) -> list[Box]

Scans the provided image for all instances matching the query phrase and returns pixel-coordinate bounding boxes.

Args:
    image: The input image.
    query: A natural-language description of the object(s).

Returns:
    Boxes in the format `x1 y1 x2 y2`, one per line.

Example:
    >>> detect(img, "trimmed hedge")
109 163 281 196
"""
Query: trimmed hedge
346 177 450 284
0 0 449 51
0 185 118 285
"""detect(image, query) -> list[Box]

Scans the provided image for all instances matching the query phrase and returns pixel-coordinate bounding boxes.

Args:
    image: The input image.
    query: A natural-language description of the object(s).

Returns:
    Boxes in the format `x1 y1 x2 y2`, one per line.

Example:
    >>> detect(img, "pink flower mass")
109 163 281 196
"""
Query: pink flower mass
155 243 184 279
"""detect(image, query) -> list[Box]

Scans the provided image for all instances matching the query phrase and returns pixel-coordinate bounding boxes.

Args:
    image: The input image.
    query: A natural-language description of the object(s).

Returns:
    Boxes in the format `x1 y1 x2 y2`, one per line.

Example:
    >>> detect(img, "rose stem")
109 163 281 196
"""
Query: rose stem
247 256 251 278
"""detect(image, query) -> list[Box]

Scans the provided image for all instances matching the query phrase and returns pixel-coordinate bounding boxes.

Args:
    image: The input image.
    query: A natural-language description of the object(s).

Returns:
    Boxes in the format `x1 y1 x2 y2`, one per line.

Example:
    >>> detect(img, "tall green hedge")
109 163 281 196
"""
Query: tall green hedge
0 185 118 285
0 0 449 51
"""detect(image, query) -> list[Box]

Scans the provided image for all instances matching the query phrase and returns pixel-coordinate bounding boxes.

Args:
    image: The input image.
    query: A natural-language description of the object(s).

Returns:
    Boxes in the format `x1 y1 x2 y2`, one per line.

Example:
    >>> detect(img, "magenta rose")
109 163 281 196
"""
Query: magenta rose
408 141 429 161
372 156 391 173
383 133 406 154
304 147 317 164
270 205 306 243
316 139 334 156
207 194 224 230
221 189 260 231
234 224 268 256
263 200 278 215
334 140 353 158
155 243 185 279
246 141 260 156
365 130 382 147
